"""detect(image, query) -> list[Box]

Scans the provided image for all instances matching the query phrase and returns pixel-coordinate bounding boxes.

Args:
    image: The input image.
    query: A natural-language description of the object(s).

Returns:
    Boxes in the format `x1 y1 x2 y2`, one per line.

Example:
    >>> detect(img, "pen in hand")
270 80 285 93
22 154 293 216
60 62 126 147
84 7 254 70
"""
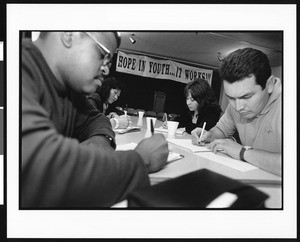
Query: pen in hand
150 119 154 136
198 122 206 144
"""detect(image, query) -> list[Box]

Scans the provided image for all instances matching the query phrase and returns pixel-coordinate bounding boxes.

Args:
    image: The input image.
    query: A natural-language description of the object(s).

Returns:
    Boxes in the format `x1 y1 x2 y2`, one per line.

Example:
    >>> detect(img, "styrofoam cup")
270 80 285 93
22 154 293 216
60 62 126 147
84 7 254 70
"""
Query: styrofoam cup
138 111 145 118
167 121 179 137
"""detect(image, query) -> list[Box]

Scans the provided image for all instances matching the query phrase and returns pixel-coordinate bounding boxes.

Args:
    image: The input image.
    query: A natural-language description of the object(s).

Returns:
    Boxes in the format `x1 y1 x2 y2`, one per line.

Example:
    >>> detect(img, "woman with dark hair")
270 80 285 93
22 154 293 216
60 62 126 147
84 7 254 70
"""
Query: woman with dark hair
174 78 222 134
88 76 122 115
87 77 130 129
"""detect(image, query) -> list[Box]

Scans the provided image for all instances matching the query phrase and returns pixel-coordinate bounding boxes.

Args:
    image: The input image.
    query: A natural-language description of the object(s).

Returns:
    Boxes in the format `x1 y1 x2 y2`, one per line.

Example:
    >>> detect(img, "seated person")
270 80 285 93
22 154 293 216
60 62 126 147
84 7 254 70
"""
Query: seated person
191 48 281 176
165 78 221 134
22 31 169 208
87 76 129 129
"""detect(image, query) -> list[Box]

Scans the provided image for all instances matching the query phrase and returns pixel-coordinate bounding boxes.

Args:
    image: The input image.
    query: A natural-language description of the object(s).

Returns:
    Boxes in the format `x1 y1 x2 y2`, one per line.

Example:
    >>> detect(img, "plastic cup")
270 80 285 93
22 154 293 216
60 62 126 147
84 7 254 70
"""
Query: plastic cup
138 111 145 118
146 117 157 130
167 121 179 138
137 118 143 127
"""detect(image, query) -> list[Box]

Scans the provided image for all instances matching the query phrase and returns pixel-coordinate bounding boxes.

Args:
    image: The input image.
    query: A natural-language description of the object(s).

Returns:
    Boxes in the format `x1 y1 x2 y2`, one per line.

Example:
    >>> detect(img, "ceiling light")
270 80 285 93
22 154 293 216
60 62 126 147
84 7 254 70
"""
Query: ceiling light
129 33 136 44
217 52 223 61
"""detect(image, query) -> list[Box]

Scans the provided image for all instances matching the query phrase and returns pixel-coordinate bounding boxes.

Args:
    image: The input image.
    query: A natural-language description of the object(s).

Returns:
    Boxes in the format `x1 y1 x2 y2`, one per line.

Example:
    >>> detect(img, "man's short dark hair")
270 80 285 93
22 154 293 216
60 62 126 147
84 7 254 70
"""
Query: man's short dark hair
218 48 271 89
38 31 121 48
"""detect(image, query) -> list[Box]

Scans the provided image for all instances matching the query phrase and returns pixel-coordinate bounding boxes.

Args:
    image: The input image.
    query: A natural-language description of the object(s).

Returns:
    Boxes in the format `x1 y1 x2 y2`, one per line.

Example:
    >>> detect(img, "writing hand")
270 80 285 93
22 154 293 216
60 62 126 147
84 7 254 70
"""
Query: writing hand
134 133 169 173
191 127 210 145
162 120 168 129
206 138 242 160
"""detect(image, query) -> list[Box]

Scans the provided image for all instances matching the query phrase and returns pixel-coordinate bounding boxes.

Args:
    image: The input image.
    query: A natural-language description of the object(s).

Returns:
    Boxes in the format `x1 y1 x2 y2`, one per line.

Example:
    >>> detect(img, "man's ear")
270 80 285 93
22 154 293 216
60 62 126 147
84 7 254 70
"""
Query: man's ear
266 75 276 94
60 32 73 47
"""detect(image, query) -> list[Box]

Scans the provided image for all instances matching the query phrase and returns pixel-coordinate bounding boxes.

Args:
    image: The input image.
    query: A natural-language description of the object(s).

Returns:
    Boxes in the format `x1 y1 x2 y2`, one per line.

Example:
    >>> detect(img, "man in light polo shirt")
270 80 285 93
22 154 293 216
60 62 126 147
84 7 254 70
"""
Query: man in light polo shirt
191 48 281 176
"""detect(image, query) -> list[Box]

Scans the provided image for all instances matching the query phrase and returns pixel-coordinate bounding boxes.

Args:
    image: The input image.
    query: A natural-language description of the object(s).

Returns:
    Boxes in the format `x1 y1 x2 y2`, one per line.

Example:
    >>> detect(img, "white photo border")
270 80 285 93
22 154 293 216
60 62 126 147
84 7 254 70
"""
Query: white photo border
6 4 297 238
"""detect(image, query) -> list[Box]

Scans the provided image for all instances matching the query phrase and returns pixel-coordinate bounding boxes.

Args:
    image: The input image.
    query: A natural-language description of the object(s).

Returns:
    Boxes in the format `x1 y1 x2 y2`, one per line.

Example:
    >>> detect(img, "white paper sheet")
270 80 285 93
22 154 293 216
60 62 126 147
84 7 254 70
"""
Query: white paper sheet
196 151 258 172
116 142 137 150
167 138 210 152
155 126 186 135
114 126 141 134
167 138 258 172
116 142 183 163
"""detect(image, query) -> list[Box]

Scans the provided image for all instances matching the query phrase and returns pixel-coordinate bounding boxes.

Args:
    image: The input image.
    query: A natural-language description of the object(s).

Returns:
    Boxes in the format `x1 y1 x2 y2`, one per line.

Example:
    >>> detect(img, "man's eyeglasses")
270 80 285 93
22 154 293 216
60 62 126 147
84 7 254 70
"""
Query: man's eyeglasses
83 32 111 59
83 32 112 75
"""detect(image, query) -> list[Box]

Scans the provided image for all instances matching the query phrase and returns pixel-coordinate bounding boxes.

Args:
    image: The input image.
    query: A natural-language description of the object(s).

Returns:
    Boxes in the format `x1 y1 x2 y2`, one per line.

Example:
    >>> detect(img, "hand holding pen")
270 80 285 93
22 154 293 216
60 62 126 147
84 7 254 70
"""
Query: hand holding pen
135 119 169 173
191 122 209 146
198 122 206 145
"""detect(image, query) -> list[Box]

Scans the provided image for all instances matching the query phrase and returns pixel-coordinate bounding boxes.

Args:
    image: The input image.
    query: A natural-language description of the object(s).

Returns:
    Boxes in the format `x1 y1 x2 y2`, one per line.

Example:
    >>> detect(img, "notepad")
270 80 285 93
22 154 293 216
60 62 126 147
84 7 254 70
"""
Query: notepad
116 142 138 151
155 126 186 135
114 126 141 134
167 138 211 152
116 142 183 163
167 138 257 172
196 151 258 172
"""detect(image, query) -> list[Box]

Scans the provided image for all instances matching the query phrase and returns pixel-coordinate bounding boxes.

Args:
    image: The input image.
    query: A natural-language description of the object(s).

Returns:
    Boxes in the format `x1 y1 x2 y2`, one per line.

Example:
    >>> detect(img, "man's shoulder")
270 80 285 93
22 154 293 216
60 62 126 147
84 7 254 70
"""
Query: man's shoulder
87 92 101 101
22 39 38 59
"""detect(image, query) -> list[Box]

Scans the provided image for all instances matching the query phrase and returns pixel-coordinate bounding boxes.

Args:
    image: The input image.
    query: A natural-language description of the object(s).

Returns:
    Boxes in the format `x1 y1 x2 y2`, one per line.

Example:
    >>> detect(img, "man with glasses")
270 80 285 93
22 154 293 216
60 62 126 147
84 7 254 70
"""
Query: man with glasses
191 48 282 176
22 32 169 207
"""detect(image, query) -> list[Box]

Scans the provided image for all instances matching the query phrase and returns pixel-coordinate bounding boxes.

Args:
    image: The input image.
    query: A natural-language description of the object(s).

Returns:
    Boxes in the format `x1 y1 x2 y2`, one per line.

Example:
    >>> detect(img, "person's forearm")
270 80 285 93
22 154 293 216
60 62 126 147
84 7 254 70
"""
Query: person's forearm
243 149 281 176
208 126 226 141
81 135 115 150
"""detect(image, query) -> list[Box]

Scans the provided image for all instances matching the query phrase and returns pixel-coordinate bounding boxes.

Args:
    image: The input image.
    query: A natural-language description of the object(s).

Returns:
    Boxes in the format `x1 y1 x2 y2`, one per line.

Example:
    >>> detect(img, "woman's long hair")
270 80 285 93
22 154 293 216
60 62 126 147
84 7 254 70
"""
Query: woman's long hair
98 77 122 103
183 78 219 117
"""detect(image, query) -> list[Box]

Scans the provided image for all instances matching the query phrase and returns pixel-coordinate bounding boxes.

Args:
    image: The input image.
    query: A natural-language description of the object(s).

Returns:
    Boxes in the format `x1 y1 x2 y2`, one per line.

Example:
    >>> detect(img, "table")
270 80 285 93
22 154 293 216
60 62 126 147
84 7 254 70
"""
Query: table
115 116 282 208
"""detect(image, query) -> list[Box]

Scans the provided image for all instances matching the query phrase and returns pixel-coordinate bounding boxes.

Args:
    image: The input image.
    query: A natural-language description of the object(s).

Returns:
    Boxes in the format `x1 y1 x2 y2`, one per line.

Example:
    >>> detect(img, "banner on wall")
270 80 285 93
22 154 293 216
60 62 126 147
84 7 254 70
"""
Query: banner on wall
116 51 213 85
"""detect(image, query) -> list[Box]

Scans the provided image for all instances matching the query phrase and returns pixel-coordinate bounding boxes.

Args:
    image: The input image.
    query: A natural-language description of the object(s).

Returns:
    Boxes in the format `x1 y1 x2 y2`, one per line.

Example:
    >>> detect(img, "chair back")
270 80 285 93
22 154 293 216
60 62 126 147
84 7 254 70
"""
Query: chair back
127 108 138 116
168 113 178 121
153 91 166 113
145 111 157 118
156 112 165 121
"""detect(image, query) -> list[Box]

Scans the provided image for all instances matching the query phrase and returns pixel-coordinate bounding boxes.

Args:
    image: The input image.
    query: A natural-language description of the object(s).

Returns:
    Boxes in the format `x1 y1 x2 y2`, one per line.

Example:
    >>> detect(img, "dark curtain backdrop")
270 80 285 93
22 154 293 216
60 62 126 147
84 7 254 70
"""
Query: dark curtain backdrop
109 54 221 115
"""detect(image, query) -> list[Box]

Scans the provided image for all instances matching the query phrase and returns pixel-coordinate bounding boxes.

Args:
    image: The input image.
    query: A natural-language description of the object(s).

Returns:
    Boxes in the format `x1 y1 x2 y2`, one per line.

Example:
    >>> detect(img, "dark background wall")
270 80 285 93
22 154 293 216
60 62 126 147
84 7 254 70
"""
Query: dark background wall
20 32 222 116
109 55 222 115
0 62 3 107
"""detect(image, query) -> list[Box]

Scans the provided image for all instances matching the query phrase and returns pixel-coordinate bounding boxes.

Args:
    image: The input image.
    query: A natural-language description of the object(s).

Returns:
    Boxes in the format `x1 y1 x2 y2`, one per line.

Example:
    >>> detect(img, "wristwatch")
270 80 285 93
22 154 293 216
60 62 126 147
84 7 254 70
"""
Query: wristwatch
239 146 253 162
101 135 116 149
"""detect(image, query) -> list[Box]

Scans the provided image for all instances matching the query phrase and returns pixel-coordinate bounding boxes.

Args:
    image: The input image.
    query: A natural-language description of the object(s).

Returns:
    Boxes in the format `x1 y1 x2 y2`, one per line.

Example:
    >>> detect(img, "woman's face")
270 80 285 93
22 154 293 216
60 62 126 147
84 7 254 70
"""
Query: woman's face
107 88 121 104
186 91 199 112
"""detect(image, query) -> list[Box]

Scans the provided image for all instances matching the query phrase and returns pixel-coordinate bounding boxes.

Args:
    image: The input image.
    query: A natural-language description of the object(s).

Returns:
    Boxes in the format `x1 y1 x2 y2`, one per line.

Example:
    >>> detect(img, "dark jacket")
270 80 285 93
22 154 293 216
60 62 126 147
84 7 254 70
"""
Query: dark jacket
175 103 221 134
22 39 149 208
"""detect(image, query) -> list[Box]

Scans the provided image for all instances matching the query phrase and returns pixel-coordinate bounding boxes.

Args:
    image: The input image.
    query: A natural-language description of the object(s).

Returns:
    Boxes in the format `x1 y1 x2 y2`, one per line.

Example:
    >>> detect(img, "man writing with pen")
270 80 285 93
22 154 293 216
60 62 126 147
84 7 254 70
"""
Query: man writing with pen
22 32 169 208
191 48 282 176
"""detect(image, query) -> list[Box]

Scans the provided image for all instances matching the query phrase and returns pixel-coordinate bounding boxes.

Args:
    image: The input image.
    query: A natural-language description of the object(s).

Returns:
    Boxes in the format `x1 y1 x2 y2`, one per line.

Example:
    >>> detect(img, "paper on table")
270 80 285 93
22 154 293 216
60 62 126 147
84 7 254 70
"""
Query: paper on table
167 138 257 172
196 151 258 172
116 142 183 163
167 151 184 163
167 138 210 152
116 142 137 150
114 126 141 134
155 126 186 135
